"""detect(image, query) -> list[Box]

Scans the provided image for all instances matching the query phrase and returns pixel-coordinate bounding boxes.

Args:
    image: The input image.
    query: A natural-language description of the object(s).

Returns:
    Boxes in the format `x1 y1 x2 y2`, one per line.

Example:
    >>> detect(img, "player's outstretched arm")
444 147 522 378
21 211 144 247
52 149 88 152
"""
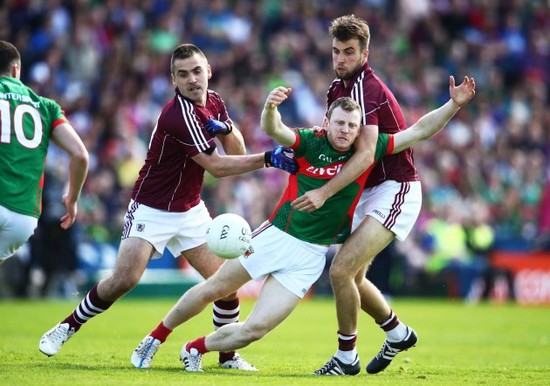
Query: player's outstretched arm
192 145 297 177
392 75 476 154
261 86 297 147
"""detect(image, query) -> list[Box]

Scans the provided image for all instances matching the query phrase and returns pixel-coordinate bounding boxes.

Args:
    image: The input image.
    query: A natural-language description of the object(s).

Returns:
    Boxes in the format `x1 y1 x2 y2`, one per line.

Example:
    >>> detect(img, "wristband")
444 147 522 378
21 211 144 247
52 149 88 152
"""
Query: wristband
264 151 272 168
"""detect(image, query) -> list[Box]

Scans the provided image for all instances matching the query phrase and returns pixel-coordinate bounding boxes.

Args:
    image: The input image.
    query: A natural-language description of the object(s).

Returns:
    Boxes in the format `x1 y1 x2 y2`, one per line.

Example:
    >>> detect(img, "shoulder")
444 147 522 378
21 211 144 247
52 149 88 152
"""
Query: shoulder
296 128 324 141
37 93 62 110
29 89 64 118
327 78 341 91
326 79 342 98
357 68 384 92
206 89 229 113
207 89 226 105
160 95 198 128
295 128 328 150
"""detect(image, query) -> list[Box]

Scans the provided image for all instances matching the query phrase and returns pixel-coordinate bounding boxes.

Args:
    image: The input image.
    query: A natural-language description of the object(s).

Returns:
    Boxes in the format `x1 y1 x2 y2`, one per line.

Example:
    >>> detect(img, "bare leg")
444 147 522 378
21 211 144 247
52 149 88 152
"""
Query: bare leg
97 237 154 301
162 257 252 330
205 275 301 352
182 243 239 301
330 217 394 334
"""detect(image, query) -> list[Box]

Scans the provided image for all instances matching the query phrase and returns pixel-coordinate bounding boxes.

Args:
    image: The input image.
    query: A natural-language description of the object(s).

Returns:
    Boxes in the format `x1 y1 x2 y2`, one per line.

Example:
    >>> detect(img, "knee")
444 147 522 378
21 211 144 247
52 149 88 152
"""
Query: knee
117 277 139 295
329 262 351 284
240 322 268 344
195 283 230 304
106 272 140 296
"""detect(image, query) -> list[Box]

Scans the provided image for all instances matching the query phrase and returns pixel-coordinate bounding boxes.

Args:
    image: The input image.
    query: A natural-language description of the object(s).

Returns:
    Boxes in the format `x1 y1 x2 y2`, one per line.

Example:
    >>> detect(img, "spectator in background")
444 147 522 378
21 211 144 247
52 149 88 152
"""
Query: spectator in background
535 170 550 251
423 203 490 300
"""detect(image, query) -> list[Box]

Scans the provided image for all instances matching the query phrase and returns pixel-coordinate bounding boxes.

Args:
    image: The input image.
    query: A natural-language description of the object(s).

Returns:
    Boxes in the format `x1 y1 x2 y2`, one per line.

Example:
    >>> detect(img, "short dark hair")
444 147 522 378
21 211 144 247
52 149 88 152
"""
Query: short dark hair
329 15 370 51
0 40 20 76
170 43 206 73
327 97 362 119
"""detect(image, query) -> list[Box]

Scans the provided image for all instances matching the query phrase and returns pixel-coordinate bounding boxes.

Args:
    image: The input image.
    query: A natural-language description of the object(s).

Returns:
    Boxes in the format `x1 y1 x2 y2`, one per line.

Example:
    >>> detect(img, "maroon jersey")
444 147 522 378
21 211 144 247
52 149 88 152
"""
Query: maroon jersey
327 62 419 188
131 88 232 212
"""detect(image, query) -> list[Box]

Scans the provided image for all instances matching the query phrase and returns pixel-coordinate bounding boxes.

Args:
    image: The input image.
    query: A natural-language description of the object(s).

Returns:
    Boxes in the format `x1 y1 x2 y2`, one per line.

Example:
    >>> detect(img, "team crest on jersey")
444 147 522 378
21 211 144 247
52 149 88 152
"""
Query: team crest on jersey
136 223 145 232
314 129 327 138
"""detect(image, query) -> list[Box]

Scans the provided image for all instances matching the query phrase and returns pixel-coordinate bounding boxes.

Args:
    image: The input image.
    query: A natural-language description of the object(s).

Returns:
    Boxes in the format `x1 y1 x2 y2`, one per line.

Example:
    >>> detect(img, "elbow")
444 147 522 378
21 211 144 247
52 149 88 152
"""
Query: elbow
207 166 228 178
209 169 225 178
262 125 274 137
364 151 375 168
74 146 89 166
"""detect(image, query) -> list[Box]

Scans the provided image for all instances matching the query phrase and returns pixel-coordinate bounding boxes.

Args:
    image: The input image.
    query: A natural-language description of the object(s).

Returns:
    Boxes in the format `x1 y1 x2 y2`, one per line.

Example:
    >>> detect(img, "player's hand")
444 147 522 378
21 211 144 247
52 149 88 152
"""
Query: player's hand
265 86 292 109
450 75 475 108
291 188 327 212
264 146 298 174
60 194 77 230
205 118 232 136
244 245 255 257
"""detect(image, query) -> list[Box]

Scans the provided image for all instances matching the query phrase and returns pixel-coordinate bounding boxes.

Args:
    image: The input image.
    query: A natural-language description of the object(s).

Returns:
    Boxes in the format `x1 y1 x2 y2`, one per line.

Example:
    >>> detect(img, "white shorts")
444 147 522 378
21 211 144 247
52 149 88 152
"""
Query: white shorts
122 199 211 259
239 223 328 298
0 205 38 260
352 180 422 241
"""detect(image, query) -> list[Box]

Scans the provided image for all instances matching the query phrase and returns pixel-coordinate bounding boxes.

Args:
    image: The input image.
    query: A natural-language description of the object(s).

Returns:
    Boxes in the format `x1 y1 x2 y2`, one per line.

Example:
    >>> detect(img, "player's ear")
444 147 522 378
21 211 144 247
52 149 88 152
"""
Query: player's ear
362 49 369 63
322 116 329 129
207 64 212 80
11 61 20 79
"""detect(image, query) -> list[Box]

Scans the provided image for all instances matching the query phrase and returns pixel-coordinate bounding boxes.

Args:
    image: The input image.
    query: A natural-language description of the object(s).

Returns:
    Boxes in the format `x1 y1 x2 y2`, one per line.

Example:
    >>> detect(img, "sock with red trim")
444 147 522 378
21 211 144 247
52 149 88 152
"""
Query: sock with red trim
186 336 208 355
150 321 172 343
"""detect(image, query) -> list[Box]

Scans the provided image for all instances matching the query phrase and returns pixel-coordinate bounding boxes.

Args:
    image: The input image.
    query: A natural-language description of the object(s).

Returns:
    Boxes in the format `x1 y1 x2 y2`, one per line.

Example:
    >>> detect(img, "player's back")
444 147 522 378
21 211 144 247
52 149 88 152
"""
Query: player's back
0 76 62 217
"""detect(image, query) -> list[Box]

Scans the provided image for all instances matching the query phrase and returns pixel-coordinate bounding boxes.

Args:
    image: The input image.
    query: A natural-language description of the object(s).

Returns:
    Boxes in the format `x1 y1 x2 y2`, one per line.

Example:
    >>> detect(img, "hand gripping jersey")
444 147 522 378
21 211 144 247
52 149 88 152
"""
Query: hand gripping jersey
269 129 393 245
326 62 419 188
0 76 68 218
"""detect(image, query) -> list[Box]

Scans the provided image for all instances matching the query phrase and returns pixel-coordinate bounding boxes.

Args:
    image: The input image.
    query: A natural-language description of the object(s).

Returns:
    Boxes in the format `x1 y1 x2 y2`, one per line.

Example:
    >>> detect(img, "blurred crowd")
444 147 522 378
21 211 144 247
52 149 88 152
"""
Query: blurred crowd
1 0 549 299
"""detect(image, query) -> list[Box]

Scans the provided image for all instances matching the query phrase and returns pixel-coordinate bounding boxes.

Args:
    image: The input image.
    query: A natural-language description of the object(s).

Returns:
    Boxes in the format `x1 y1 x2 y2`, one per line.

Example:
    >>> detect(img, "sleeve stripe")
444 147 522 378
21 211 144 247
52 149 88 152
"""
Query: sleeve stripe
177 95 209 152
388 134 395 154
50 117 67 133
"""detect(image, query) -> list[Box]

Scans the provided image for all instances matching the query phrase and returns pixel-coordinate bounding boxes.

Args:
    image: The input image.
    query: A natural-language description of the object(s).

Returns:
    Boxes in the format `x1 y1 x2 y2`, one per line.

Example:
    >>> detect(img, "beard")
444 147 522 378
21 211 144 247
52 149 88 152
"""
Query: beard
335 62 363 81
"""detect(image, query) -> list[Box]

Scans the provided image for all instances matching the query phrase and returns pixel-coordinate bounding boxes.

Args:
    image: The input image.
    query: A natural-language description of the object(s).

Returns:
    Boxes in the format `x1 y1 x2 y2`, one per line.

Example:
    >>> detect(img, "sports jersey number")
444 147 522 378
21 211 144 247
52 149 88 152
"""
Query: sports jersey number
0 99 43 148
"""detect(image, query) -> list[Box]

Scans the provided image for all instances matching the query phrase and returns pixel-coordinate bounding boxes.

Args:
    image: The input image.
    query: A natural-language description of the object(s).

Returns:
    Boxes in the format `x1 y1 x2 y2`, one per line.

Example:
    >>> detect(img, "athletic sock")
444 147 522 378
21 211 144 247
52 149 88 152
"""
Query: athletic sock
150 321 172 343
187 336 208 354
62 283 113 332
213 299 240 362
378 310 408 342
334 331 357 364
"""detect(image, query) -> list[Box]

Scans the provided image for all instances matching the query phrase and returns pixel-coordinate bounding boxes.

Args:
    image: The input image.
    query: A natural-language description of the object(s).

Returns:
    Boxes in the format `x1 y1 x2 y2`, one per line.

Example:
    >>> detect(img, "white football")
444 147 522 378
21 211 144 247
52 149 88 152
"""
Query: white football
206 213 252 259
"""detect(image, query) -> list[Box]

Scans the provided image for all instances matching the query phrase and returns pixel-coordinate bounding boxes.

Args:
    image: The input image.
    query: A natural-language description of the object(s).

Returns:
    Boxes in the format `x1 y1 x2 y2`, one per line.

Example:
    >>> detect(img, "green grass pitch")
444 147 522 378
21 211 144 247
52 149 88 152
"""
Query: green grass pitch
1 297 549 385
